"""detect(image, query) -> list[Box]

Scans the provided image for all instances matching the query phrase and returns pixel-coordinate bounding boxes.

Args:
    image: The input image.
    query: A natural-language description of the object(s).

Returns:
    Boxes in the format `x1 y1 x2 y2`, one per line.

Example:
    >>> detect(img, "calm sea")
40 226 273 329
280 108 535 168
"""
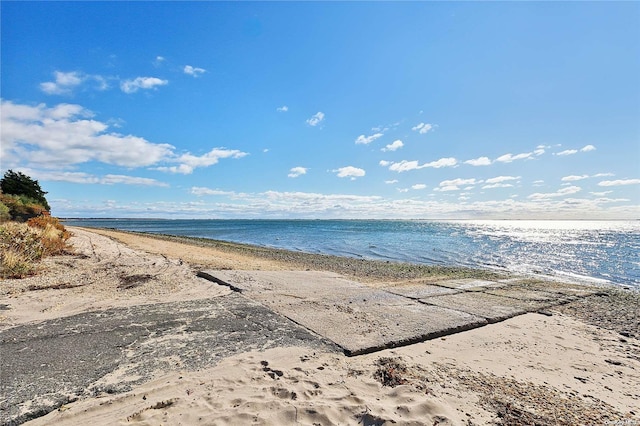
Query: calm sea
63 219 640 290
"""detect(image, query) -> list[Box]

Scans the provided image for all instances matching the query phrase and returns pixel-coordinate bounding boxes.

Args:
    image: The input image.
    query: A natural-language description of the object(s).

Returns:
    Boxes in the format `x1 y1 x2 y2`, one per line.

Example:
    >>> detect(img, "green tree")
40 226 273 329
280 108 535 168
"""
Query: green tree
0 170 50 211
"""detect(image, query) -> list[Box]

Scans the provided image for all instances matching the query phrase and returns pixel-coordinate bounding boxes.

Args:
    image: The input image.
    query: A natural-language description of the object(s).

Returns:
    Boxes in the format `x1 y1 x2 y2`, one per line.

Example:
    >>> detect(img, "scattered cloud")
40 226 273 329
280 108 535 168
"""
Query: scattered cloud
411 184 427 190
555 145 596 156
382 140 404 152
482 176 520 189
555 149 578 156
191 187 235 196
387 157 457 172
485 176 520 184
40 71 109 95
482 183 514 189
355 133 383 145
1 100 246 174
379 160 391 167
464 156 492 166
528 186 582 200
183 65 206 77
598 179 640 187
157 148 248 174
333 166 365 180
562 175 590 182
277 105 289 112
120 76 168 93
1 100 173 168
435 178 478 192
153 56 166 67
385 179 398 184
495 152 534 163
306 112 325 127
288 166 307 178
40 71 84 95
411 122 435 134
534 145 548 156
18 169 168 187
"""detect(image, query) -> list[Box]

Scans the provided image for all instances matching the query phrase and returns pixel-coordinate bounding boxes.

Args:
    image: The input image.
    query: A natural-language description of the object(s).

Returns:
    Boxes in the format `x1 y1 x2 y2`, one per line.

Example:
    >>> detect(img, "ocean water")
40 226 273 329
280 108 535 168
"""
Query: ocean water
63 219 640 290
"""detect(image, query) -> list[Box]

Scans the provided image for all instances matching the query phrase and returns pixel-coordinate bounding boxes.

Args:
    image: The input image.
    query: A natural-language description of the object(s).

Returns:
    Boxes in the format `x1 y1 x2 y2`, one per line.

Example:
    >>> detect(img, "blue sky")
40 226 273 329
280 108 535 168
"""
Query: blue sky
1 1 638 219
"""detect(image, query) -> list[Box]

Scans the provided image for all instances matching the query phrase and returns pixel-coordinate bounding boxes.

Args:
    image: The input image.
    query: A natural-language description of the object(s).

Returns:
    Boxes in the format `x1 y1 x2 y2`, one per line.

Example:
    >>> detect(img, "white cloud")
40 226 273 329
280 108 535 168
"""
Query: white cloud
485 176 520 184
1 100 247 173
40 71 84 95
411 184 427 190
101 174 168 186
482 183 514 189
379 160 391 167
157 148 248 174
528 186 582 200
277 106 289 112
555 149 578 156
387 157 457 172
381 140 404 152
288 166 307 178
120 77 168 93
435 178 478 192
385 180 398 184
464 156 492 166
439 178 478 187
533 180 545 187
562 175 590 182
19 169 168 187
154 56 166 66
598 179 640 187
1 100 173 168
411 122 435 134
426 157 458 168
495 152 534 163
40 71 109 95
333 166 365 180
191 187 235 196
355 133 383 145
51 187 640 220
581 145 596 152
306 112 325 127
533 146 547 156
184 65 206 77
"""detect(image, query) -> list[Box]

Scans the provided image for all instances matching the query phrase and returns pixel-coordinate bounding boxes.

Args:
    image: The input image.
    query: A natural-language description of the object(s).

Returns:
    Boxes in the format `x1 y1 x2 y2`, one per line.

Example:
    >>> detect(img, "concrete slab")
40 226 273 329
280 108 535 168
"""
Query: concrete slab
434 278 506 292
383 283 460 299
483 286 568 303
202 270 487 355
419 292 536 323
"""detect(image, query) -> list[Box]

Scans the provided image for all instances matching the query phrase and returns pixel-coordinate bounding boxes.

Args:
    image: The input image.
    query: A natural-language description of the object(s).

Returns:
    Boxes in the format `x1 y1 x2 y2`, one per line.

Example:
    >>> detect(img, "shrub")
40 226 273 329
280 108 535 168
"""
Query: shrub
0 170 50 211
0 193 47 222
0 222 45 278
0 202 10 222
0 217 72 278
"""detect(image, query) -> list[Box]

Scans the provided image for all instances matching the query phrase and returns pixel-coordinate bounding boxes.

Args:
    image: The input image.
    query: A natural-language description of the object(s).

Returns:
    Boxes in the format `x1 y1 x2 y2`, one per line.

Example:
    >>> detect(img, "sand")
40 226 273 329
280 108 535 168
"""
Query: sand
2 227 639 425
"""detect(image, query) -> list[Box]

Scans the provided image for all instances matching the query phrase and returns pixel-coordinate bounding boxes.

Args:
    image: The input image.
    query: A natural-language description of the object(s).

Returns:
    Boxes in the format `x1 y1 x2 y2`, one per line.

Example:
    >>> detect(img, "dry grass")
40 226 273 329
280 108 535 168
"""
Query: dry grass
0 217 72 278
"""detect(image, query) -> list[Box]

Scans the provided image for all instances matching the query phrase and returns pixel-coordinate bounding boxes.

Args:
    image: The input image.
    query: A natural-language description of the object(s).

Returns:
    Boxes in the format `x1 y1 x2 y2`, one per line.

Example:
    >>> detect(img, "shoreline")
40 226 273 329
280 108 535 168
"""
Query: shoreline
70 224 639 290
1 227 639 425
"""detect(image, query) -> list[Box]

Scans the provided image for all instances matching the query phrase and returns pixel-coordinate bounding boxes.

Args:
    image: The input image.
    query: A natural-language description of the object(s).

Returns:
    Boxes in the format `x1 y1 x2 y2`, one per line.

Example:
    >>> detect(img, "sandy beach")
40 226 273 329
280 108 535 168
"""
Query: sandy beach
1 227 638 425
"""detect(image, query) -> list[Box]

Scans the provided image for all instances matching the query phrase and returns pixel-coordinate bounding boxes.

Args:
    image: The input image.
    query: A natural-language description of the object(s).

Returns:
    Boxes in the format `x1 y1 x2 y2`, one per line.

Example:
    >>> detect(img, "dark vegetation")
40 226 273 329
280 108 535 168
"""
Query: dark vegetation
0 169 50 222
0 170 72 278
